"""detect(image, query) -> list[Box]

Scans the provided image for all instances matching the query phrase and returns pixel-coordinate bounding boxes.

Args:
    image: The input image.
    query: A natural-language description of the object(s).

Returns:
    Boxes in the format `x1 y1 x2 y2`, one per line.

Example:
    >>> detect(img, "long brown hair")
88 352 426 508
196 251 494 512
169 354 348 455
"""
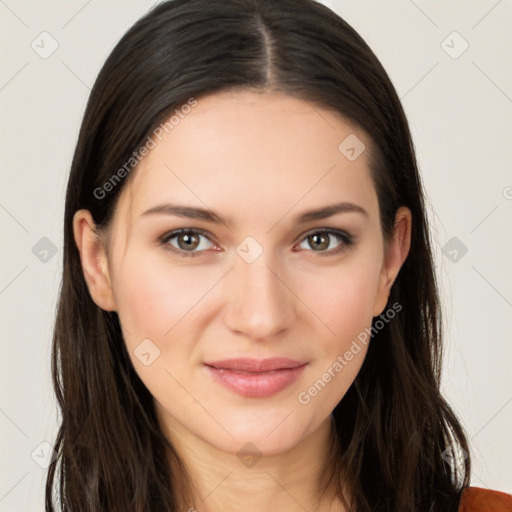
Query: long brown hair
46 1 471 510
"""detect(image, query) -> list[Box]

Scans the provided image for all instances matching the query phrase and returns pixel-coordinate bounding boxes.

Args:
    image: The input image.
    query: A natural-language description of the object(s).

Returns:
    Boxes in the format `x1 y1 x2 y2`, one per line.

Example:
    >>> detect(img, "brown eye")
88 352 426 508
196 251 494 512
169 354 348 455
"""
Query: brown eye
307 233 330 251
296 229 353 254
176 232 200 251
161 229 215 255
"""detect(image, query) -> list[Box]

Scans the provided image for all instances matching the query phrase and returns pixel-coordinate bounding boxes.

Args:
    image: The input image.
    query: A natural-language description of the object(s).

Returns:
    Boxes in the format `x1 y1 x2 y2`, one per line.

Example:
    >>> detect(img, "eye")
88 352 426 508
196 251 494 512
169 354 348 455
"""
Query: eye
159 228 353 258
295 229 353 254
159 229 216 257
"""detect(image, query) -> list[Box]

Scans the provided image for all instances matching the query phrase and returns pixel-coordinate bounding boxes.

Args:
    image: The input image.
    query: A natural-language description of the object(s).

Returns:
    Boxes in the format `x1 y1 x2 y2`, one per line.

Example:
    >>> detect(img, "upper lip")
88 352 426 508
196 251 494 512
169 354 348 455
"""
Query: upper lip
204 357 307 373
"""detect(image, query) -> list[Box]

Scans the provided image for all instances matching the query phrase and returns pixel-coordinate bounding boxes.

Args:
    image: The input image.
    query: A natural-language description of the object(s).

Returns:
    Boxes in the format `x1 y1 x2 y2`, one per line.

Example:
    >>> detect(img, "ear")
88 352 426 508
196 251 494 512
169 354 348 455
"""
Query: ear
72 209 117 311
372 206 412 317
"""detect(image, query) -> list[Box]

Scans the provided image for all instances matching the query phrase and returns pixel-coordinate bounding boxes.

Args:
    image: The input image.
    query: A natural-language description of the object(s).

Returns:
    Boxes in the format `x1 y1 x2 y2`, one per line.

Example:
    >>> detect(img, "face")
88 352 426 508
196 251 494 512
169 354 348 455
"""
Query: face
74 90 410 458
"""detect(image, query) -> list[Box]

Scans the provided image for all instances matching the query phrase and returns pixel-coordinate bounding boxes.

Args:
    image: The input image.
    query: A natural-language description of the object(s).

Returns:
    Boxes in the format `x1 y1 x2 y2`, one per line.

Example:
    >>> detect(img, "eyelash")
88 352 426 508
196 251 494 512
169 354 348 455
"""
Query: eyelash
158 228 354 258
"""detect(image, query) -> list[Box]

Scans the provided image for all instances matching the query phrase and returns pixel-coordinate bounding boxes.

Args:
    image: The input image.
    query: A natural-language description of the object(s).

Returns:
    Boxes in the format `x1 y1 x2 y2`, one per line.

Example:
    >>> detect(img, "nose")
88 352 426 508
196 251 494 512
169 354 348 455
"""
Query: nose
222 252 297 341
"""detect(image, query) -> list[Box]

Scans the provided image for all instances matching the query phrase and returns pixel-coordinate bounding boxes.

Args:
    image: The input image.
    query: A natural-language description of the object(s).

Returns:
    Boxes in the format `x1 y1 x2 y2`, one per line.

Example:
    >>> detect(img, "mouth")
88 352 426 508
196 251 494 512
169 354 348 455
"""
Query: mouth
203 358 308 397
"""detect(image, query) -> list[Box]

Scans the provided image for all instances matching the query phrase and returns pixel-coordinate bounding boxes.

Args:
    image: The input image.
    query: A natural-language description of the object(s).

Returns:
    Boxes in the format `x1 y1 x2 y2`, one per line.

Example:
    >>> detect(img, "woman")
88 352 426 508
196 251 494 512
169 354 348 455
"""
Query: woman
46 0 512 511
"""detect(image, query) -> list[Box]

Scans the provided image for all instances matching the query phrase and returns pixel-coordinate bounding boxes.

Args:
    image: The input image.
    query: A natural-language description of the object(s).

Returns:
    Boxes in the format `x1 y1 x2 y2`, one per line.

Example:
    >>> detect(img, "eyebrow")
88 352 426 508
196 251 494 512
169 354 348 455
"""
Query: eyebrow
140 201 368 225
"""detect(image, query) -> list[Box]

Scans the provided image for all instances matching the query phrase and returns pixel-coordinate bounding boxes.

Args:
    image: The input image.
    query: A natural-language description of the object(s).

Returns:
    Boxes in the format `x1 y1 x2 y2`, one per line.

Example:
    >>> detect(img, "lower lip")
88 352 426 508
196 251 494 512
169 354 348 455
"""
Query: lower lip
205 364 307 398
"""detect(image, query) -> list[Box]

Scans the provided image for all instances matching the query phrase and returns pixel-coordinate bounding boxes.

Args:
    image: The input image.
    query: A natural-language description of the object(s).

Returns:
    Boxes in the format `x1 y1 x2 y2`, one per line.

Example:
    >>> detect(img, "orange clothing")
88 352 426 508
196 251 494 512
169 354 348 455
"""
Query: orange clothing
459 487 512 511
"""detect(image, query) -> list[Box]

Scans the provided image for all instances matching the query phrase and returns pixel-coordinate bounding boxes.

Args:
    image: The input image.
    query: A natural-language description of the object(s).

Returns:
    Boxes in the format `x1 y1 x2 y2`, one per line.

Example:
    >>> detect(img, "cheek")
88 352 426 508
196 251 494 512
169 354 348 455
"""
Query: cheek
297 256 382 350
112 254 214 399
292 262 379 414
113 252 220 341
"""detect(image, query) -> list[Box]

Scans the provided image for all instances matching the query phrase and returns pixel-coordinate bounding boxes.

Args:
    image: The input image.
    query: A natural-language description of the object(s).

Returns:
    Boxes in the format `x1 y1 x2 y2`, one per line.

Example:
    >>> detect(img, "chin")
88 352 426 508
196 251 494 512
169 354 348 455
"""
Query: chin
198 412 313 456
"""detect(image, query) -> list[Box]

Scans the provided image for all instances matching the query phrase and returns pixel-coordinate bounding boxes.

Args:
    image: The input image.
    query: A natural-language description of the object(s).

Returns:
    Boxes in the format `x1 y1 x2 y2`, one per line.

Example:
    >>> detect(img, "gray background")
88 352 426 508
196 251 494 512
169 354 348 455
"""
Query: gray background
1 0 511 509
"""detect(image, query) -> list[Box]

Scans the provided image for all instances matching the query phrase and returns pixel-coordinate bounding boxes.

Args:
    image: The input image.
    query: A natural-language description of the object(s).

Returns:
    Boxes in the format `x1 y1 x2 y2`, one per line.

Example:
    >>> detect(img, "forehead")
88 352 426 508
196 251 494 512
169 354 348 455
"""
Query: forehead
114 90 377 229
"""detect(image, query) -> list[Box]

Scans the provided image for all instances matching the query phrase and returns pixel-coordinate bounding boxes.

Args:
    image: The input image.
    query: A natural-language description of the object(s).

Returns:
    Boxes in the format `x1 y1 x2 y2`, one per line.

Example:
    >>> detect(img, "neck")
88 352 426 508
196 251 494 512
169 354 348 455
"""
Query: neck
160 412 347 512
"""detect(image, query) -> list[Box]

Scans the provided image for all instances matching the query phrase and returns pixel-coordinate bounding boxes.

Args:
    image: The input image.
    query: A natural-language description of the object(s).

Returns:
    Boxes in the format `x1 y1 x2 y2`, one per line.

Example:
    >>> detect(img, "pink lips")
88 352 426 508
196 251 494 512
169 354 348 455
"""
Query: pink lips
204 357 307 398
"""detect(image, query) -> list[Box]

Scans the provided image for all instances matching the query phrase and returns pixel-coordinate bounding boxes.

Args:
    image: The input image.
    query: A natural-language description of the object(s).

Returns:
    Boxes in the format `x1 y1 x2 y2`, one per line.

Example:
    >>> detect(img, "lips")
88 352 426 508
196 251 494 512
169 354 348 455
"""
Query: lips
203 357 308 397
204 357 306 373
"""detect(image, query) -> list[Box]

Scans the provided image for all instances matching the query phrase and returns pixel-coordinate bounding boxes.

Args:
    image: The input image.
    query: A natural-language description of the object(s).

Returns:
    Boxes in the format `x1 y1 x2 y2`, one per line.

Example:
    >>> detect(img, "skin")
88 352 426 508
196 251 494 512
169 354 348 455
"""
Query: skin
73 90 411 512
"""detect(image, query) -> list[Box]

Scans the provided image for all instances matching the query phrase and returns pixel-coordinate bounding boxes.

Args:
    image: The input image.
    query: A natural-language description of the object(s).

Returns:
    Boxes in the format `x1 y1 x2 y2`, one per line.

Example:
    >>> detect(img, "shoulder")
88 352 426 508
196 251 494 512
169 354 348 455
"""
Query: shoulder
459 486 512 511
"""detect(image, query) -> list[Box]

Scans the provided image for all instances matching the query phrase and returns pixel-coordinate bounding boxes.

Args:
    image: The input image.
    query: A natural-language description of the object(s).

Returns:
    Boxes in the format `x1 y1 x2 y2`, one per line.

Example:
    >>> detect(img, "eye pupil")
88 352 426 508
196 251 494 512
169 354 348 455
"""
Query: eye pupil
178 232 200 250
309 233 330 251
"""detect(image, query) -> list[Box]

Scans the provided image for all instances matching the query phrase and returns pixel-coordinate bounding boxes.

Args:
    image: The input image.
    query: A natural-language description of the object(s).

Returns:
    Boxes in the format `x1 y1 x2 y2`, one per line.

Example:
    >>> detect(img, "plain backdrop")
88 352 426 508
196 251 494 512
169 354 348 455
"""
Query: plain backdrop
1 0 511 510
